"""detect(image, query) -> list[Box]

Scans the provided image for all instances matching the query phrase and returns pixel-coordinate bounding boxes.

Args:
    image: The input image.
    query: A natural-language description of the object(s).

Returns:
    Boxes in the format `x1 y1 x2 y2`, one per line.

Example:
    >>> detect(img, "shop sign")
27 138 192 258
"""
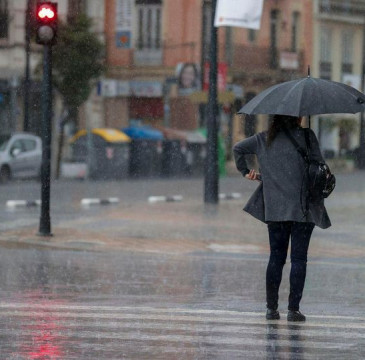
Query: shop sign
98 79 118 97
130 81 163 97
117 81 130 96
280 51 299 70
98 80 130 97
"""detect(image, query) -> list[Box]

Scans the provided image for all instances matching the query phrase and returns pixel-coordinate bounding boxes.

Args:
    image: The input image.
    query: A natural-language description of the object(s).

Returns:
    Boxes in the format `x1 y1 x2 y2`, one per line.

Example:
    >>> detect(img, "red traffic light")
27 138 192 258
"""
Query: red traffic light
35 2 58 45
38 5 55 20
36 2 57 23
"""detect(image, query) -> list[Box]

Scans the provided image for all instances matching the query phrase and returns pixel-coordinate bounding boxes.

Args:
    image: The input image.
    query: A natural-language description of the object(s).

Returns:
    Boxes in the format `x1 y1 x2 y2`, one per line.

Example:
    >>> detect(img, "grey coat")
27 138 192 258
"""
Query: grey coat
233 127 331 229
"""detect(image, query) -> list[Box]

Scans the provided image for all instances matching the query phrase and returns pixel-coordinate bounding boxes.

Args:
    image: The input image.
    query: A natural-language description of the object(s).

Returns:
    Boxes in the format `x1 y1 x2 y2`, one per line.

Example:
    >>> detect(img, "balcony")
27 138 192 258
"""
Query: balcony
319 0 365 17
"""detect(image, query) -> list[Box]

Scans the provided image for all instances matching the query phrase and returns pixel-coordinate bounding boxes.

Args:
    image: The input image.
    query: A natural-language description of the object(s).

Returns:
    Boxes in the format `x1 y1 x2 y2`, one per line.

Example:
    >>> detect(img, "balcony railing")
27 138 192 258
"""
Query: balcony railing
319 0 365 16
231 45 303 73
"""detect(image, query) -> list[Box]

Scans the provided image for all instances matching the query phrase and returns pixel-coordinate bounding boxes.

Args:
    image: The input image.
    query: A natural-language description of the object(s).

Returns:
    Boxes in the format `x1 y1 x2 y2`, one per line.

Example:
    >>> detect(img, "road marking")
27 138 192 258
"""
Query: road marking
0 303 364 322
81 198 119 206
148 195 183 203
0 306 364 330
6 200 41 208
0 302 363 358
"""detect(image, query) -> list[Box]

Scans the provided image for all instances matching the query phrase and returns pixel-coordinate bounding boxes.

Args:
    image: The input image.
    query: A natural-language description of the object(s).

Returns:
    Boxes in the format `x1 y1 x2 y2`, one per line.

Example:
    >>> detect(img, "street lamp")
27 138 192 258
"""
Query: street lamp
204 0 219 204
358 19 365 169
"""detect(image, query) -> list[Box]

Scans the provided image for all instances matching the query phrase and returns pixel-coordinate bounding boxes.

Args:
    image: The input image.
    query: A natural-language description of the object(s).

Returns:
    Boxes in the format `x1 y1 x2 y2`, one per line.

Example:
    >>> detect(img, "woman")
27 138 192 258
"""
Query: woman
178 63 199 90
233 115 331 322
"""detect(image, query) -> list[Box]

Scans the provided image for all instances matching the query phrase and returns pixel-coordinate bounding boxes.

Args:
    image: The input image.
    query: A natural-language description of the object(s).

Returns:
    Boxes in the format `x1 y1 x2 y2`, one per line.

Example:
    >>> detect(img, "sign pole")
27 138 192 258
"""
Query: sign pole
204 0 219 204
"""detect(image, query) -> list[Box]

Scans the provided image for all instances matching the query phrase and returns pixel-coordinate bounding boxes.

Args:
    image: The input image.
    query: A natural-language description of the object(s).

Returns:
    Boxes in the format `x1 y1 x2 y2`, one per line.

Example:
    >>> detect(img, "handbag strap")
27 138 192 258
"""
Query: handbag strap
282 127 309 162
282 127 311 218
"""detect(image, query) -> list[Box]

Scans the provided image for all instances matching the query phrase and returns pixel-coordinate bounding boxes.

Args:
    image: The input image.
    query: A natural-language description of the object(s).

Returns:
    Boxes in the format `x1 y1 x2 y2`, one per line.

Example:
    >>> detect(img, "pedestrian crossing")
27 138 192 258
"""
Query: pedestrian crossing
0 302 363 359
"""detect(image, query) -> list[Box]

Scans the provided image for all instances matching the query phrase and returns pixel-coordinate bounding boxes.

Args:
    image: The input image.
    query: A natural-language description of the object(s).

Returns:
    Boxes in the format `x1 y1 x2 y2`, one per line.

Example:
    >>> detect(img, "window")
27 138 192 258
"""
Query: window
270 10 280 69
248 29 256 43
319 26 332 79
23 139 37 152
0 0 8 39
10 140 24 154
291 11 300 52
135 0 162 51
134 0 162 65
341 29 353 74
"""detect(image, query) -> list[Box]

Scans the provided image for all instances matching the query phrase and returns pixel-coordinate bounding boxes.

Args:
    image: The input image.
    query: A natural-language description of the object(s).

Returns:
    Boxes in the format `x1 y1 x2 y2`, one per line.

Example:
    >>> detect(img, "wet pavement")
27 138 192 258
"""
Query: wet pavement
0 249 364 359
0 171 364 358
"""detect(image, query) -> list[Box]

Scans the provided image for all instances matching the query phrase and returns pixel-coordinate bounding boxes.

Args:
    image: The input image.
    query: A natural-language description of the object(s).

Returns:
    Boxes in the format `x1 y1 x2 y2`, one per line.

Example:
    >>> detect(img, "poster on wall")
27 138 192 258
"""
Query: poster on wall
203 63 228 92
115 0 133 48
176 63 201 95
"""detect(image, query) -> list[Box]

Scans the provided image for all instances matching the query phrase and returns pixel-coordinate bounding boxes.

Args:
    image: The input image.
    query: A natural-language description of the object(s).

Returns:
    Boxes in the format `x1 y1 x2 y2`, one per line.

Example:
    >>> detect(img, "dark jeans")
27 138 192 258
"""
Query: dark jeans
266 221 315 311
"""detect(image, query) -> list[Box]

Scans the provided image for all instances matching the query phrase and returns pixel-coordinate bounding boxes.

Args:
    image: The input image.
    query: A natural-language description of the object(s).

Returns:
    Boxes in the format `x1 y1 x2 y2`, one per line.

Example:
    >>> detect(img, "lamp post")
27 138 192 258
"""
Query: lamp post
204 0 219 204
359 18 365 169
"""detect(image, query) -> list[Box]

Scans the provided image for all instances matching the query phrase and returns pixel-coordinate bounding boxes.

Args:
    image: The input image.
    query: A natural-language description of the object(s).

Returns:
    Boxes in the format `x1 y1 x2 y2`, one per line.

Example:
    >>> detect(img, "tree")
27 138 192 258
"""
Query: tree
51 14 104 178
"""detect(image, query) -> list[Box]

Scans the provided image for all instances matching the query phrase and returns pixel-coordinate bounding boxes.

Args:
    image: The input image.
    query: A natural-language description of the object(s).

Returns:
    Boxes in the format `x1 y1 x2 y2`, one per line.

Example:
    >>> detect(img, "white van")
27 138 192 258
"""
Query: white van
0 133 42 183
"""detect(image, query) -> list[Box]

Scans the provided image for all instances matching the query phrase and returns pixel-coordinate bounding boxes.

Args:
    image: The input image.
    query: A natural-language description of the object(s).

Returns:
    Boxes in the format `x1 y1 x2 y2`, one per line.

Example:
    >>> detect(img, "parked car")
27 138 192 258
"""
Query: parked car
0 133 42 183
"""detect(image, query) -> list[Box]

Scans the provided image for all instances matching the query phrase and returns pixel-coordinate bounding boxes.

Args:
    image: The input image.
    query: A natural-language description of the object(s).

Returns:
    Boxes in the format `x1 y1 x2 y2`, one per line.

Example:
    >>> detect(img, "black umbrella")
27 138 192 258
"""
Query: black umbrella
238 76 365 117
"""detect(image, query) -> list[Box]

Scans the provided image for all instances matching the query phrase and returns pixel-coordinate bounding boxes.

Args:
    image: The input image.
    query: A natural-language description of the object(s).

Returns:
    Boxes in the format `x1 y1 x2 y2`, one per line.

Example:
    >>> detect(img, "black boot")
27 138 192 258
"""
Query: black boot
287 310 306 322
266 308 280 320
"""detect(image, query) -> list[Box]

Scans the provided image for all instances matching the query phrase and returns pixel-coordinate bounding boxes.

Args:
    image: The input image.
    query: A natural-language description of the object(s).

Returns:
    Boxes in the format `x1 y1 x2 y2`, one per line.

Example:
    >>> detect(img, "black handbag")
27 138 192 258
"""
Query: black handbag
283 128 336 214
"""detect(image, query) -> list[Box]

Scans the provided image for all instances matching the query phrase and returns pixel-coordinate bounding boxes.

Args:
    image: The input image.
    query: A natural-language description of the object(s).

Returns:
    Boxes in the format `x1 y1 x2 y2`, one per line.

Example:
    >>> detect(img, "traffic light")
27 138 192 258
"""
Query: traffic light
35 2 58 45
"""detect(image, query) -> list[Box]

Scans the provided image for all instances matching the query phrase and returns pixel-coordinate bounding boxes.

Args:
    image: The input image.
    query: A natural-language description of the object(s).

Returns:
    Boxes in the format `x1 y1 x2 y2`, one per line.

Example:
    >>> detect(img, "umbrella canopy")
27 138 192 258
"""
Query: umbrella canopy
239 77 365 117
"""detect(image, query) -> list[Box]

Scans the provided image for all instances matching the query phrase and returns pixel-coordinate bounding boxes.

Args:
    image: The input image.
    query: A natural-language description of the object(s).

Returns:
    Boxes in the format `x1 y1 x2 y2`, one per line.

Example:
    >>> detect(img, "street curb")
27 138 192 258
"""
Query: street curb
219 193 242 200
6 200 41 208
81 198 120 206
148 195 183 203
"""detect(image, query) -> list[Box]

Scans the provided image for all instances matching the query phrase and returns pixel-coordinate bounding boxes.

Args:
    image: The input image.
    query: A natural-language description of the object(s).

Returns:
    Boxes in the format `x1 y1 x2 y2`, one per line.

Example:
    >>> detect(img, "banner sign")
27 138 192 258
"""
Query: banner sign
115 0 133 48
203 63 228 92
98 80 130 97
214 0 264 30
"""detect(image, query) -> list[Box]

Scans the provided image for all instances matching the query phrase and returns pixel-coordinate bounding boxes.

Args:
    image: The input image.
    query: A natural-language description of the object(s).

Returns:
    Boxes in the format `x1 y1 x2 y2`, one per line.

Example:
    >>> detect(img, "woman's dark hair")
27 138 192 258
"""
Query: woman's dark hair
267 115 300 147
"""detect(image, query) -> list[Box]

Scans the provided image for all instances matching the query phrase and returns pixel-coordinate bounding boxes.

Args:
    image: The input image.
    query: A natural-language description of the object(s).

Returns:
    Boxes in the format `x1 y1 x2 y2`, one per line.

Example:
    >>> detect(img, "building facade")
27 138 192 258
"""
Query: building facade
0 0 104 136
311 0 365 156
100 0 311 153
1 0 363 159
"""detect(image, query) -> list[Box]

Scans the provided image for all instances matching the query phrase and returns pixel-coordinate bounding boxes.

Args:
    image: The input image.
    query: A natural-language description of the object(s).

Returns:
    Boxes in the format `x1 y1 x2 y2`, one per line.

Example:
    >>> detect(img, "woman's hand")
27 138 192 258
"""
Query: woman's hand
245 169 261 181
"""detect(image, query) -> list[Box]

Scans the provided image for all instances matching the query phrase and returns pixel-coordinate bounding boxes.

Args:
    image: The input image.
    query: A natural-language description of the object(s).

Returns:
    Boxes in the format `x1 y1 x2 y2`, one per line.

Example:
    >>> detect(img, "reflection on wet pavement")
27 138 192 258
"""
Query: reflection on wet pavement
0 248 363 359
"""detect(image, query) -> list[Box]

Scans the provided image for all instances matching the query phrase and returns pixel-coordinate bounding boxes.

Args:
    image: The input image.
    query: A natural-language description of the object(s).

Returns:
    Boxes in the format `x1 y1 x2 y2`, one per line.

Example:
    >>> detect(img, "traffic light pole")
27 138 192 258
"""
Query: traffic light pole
38 44 53 236
204 0 219 204
24 0 32 132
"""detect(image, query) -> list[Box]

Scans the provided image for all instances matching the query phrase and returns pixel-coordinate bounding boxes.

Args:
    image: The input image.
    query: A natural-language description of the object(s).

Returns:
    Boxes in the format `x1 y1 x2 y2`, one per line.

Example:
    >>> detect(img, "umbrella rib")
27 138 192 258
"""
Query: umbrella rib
279 78 308 116
328 81 361 100
250 86 284 114
249 80 303 114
